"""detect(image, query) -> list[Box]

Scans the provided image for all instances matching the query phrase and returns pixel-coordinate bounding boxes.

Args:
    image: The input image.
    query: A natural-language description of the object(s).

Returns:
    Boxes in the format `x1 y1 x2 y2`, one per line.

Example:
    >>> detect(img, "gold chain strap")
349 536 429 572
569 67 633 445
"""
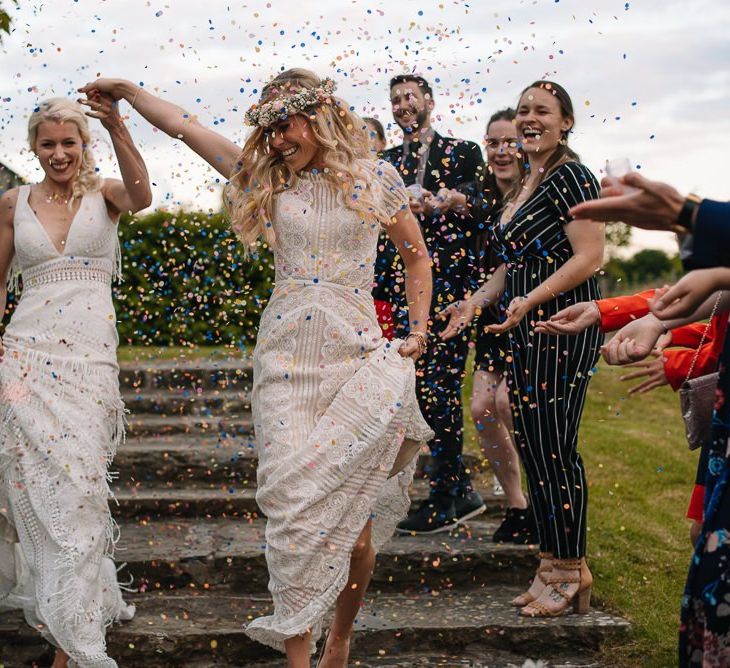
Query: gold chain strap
684 293 722 383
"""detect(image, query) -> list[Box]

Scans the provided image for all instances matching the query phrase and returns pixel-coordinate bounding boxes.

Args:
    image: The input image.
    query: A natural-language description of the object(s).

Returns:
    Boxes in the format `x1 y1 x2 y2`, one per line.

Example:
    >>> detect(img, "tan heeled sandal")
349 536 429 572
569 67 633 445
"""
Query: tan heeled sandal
510 552 553 607
519 558 592 617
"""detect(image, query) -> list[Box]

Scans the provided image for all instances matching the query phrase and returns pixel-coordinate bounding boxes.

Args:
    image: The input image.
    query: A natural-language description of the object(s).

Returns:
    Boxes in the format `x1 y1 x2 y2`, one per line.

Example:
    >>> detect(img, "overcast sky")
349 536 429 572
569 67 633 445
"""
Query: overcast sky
2 0 729 254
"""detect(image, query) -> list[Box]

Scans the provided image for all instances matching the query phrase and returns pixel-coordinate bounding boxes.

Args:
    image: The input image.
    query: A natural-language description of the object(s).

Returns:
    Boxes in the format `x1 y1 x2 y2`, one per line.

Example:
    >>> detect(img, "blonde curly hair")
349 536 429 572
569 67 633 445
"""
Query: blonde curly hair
224 69 388 250
28 98 102 201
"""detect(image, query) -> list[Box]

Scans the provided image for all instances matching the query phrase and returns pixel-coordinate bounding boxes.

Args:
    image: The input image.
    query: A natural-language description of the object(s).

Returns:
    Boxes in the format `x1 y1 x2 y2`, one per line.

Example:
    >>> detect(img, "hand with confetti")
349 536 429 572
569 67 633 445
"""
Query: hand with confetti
534 301 601 336
487 295 533 334
438 298 478 340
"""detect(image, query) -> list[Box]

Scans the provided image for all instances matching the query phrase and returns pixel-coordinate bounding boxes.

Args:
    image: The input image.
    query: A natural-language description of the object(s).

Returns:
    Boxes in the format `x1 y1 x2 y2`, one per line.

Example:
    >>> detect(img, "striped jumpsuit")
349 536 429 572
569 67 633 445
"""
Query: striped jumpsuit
492 161 603 559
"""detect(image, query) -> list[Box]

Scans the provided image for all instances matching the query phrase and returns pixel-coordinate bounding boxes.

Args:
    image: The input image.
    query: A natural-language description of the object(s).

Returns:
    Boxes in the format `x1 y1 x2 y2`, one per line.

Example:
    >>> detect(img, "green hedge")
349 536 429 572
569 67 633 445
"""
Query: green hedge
112 211 274 347
2 210 274 347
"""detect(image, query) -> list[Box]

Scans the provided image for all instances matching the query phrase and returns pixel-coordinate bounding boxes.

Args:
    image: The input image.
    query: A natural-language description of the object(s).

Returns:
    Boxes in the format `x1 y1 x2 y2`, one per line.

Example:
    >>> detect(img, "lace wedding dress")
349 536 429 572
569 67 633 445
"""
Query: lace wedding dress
0 185 134 667
245 159 433 653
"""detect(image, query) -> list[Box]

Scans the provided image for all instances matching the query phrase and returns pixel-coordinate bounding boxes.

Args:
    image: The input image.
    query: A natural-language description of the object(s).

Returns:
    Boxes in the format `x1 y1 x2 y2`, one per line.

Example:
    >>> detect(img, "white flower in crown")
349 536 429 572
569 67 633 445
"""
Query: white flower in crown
245 78 338 128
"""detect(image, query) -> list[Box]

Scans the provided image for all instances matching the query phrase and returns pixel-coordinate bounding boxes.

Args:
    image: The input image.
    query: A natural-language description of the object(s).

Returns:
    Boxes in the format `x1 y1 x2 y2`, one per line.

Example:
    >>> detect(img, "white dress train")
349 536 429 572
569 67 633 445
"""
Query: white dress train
244 159 434 653
0 185 134 667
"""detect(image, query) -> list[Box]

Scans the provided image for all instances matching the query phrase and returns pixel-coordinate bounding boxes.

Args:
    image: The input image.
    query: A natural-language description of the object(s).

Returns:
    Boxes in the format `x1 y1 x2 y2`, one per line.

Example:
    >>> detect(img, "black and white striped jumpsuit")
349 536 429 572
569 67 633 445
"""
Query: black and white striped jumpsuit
492 161 603 559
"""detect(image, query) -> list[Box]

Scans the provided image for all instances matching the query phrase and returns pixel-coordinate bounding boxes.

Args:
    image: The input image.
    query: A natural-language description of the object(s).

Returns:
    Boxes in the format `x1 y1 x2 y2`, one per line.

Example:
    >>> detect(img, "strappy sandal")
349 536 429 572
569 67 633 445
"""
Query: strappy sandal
519 558 592 617
511 551 552 607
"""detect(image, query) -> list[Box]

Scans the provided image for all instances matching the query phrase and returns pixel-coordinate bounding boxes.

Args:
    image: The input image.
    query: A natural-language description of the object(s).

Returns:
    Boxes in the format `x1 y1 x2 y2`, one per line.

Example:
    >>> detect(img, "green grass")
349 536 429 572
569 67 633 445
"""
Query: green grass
117 345 248 363
463 359 693 667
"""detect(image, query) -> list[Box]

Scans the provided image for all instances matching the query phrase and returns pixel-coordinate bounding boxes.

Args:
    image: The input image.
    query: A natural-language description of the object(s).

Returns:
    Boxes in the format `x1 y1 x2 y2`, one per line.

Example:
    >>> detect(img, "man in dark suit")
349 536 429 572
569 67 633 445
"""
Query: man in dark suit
374 74 486 534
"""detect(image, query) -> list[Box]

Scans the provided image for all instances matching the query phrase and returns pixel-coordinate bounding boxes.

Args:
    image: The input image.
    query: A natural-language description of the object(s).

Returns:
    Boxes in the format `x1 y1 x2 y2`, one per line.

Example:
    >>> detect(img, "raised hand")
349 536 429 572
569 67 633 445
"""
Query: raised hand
438 299 478 340
619 354 668 394
534 301 600 336
79 91 122 131
601 314 665 366
78 78 129 101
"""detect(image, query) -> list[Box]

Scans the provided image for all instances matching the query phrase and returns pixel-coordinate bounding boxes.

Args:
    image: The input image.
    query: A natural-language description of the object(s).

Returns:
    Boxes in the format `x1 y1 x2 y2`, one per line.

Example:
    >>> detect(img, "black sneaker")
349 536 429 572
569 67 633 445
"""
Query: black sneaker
453 490 487 525
395 496 457 535
493 506 539 544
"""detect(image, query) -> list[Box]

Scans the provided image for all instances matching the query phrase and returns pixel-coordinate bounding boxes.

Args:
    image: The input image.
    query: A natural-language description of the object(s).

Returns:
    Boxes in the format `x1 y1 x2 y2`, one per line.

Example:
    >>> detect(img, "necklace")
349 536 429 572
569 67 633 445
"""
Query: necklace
40 186 73 206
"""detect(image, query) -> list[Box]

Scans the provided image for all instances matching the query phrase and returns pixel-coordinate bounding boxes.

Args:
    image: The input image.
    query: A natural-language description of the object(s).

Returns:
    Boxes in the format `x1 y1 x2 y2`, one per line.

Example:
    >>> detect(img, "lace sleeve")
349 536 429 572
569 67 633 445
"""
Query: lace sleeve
373 160 408 221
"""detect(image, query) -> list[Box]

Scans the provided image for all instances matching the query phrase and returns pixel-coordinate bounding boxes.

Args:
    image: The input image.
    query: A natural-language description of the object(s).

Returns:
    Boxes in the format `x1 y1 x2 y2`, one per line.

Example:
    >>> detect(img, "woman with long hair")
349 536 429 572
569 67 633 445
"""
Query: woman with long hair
441 81 604 617
0 96 151 666
80 69 433 668
460 108 538 544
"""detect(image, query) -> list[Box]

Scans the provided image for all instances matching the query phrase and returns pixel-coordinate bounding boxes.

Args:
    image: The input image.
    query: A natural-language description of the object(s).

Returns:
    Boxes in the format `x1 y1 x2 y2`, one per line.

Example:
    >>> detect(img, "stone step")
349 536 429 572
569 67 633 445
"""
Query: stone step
125 414 255 439
123 389 251 416
115 516 535 593
114 435 486 486
111 478 506 520
120 360 253 392
0 588 629 667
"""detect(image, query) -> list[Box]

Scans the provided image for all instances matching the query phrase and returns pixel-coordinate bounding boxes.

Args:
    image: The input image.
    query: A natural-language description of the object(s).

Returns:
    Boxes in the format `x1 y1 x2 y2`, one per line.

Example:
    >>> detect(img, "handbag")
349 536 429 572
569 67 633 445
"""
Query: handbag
678 295 721 450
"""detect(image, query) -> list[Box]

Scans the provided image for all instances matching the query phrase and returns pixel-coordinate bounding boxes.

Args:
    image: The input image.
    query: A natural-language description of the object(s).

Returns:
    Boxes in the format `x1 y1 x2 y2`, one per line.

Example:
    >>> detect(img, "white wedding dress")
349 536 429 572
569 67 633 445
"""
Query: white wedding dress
0 185 134 667
245 159 434 653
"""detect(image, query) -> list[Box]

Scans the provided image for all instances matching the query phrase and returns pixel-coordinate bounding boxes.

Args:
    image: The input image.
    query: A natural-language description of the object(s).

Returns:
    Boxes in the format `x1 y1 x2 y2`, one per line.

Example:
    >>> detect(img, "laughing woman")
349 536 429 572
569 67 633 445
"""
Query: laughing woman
441 81 604 618
80 70 433 668
0 97 151 666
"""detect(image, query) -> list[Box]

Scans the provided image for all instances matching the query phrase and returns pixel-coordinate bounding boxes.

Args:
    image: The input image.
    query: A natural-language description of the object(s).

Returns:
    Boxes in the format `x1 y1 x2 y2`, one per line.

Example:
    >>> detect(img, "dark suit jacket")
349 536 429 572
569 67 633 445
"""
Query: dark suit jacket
373 131 484 327
687 199 730 269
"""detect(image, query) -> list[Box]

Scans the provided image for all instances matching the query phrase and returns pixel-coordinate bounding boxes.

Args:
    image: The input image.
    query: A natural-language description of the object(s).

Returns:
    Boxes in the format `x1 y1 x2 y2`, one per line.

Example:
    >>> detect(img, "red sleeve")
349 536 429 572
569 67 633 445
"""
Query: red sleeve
687 484 705 522
671 323 713 349
663 314 728 390
596 289 656 333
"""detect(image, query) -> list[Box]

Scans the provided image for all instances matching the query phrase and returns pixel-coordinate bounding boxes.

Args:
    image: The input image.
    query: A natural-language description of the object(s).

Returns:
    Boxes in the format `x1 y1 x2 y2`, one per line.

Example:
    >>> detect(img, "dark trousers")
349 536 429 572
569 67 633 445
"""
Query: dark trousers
508 326 601 559
397 314 472 498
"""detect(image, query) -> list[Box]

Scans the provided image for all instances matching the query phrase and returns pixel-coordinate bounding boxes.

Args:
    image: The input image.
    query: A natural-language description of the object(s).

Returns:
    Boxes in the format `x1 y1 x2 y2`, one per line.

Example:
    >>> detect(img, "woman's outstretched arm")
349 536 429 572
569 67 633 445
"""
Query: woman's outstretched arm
81 93 152 215
79 78 242 179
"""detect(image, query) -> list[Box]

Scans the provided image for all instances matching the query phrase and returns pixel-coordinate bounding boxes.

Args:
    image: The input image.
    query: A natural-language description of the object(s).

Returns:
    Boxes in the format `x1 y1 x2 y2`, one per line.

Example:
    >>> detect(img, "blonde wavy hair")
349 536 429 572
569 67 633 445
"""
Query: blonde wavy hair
28 98 102 202
224 69 387 250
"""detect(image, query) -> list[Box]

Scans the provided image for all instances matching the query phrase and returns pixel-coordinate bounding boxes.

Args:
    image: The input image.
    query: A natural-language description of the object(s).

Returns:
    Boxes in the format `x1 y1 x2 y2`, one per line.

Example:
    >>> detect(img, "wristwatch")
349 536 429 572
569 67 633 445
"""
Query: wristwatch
670 193 702 235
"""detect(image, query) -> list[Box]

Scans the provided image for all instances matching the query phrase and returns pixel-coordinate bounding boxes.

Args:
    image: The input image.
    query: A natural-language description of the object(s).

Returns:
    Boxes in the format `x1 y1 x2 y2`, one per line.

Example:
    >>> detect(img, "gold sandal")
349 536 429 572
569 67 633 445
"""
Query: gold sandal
519 558 592 617
511 552 553 607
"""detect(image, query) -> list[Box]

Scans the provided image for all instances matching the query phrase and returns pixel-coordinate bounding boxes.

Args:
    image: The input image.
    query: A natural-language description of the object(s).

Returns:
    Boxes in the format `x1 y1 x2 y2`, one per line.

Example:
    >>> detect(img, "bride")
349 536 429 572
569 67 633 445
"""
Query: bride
80 69 433 668
0 96 151 667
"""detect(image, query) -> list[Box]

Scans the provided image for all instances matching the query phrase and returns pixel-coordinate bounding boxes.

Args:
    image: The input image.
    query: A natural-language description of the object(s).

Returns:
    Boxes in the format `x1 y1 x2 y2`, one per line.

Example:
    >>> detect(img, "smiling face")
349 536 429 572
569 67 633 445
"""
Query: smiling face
485 119 520 185
33 121 84 188
515 86 573 157
268 113 322 172
390 81 433 134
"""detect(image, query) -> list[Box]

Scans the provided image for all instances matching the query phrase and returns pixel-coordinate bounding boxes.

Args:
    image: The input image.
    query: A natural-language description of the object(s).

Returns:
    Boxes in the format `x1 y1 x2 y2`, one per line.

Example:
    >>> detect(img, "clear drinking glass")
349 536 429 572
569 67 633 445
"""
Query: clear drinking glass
605 158 639 193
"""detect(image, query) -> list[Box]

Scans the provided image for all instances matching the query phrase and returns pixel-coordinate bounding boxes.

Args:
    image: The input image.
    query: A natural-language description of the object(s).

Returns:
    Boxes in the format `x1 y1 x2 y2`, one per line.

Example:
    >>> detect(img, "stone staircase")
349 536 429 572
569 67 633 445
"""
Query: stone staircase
0 359 629 667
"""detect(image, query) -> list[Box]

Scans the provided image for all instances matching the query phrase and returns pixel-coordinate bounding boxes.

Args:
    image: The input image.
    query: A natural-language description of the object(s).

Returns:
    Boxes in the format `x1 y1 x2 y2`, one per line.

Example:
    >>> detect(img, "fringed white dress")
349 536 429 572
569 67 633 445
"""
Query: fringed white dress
0 185 134 667
245 159 434 653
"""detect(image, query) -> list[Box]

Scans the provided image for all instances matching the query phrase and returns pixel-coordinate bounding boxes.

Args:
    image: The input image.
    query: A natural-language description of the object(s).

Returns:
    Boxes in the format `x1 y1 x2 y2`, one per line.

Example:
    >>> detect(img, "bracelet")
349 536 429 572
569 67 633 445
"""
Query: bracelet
130 86 141 111
405 331 428 355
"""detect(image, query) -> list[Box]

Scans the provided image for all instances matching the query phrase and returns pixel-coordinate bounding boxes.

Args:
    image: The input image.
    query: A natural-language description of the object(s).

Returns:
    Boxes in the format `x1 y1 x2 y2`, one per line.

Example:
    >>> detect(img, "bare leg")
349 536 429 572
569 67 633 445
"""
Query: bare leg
285 631 312 668
52 649 70 668
471 370 526 509
320 519 375 668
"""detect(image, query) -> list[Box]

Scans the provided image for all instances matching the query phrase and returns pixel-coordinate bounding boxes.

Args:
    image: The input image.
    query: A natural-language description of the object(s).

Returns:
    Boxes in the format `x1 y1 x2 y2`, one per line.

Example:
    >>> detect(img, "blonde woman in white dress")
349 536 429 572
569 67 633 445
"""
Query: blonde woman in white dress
0 97 151 667
81 69 433 668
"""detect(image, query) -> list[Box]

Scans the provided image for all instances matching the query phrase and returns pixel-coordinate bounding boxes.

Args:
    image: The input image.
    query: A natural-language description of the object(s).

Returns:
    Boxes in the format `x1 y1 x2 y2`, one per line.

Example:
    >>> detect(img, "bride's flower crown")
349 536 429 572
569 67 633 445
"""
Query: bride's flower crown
244 78 338 128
